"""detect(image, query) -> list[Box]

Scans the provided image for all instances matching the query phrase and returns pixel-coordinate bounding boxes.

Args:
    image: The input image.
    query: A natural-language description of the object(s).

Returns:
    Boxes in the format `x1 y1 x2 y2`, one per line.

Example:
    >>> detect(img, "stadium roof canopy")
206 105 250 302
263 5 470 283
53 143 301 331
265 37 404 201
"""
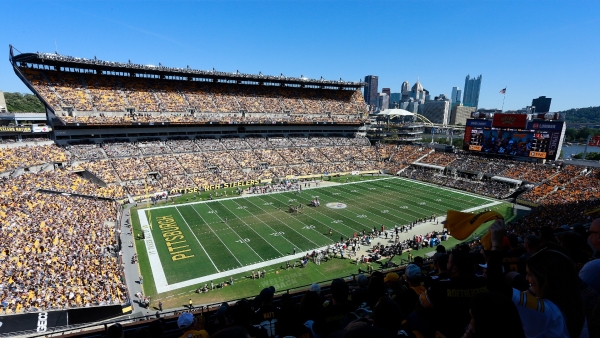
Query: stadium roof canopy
9 45 365 90
377 109 414 116
491 176 522 185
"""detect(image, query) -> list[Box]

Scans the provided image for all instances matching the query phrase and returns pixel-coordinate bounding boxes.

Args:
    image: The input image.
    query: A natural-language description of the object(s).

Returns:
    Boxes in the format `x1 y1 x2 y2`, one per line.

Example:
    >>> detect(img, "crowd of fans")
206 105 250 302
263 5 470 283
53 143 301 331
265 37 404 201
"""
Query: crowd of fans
0 172 126 314
124 212 599 338
401 167 514 199
21 67 369 125
0 144 68 172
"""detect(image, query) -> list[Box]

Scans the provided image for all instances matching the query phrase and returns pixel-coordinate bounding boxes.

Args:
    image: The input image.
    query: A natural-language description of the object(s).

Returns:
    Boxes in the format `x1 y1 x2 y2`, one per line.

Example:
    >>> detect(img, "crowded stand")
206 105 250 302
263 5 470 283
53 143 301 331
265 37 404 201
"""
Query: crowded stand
102 142 142 158
77 160 121 184
0 144 68 173
67 144 106 160
0 173 126 313
520 164 584 202
502 162 557 183
144 155 186 176
111 158 151 181
196 138 225 151
2 138 600 338
165 139 199 153
20 66 368 125
417 151 459 166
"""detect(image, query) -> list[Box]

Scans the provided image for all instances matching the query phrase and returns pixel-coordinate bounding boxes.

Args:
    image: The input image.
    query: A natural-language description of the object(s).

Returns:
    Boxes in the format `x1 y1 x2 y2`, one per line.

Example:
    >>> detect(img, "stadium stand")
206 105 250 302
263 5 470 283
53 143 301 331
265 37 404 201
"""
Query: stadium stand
19 67 369 126
6 50 600 338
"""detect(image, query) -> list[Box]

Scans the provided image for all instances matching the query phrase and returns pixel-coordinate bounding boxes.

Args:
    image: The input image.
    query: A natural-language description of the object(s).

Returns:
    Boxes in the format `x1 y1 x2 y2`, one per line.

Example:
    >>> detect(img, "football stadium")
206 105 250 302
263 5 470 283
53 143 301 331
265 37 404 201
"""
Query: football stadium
1 45 599 337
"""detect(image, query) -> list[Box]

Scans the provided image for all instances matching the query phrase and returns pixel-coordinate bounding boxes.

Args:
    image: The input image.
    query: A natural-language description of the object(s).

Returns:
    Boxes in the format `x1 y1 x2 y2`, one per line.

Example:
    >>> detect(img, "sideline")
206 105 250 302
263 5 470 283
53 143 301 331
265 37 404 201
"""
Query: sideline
139 180 505 294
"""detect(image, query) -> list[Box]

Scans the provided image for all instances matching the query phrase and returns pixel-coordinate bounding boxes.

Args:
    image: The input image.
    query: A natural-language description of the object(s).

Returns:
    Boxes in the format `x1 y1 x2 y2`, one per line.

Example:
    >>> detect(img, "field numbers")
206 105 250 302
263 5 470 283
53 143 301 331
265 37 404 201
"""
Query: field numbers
264 202 273 206
207 210 218 214
332 220 343 224
302 225 316 230
400 206 408 209
381 210 389 213
435 199 442 202
237 206 248 210
351 190 358 193
270 232 285 236
332 192 340 195
236 238 250 243
356 214 367 219
384 185 391 188
368 187 376 190
418 202 426 205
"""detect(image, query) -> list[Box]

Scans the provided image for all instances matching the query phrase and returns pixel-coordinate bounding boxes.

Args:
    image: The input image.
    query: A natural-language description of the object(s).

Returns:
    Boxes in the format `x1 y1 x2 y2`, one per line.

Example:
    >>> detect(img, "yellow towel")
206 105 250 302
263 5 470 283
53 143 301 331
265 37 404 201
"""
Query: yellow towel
445 210 503 250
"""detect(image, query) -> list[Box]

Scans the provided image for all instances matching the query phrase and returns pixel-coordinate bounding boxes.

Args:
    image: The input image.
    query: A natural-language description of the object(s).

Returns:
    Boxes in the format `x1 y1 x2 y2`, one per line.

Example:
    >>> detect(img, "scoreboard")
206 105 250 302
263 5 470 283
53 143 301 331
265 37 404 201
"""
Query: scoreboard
463 116 565 161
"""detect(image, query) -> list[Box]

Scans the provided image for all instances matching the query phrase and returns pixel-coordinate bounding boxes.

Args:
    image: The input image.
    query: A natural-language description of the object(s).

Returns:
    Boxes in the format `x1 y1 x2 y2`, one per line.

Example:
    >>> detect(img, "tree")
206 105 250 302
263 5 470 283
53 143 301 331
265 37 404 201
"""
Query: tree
3 92 45 113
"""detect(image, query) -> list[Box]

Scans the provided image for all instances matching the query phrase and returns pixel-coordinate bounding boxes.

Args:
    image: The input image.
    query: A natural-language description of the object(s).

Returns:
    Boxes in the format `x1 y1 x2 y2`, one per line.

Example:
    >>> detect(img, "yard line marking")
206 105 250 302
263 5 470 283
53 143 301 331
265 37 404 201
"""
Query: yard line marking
183 205 243 267
173 206 219 272
141 176 397 211
137 209 168 289
152 244 331 293
221 200 285 256
253 194 348 239
462 201 502 213
210 200 270 260
261 192 358 233
362 180 479 215
322 185 415 224
241 195 322 248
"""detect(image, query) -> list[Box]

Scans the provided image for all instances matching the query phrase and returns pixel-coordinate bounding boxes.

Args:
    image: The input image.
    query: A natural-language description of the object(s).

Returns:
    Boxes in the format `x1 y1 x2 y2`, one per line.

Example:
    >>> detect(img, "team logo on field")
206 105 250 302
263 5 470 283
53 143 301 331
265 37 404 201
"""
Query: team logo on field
326 202 347 209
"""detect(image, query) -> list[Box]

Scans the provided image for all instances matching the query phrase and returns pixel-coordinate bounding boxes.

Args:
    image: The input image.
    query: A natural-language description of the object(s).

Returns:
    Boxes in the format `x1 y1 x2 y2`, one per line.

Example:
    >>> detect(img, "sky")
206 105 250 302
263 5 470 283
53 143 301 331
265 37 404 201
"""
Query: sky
1 0 599 112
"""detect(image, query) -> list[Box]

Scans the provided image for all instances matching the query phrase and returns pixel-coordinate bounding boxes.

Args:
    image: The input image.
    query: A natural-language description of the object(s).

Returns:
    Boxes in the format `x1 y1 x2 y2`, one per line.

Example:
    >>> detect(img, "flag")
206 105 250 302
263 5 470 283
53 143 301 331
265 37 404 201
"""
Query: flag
499 88 506 94
445 210 503 250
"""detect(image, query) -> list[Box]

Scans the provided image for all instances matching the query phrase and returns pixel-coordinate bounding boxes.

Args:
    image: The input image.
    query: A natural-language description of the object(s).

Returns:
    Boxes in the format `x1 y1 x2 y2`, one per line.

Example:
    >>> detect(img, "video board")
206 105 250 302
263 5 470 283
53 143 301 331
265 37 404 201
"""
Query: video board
463 118 565 161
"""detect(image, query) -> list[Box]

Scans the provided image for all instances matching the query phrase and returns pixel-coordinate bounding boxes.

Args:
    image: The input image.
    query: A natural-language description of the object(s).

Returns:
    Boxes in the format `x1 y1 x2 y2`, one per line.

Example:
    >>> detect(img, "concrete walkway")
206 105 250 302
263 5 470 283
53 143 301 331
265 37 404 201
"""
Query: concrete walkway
119 206 156 317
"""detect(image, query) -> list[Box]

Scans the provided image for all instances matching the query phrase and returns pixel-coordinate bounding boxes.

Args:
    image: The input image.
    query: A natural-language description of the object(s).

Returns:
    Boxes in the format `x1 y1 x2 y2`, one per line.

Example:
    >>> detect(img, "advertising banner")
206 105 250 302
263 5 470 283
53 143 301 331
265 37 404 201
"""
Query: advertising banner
465 119 492 128
492 114 528 129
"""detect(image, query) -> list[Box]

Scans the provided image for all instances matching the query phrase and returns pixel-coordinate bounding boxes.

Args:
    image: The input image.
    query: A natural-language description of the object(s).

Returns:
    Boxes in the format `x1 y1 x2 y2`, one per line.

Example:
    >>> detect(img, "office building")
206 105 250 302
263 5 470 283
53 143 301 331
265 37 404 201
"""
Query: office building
450 86 462 108
463 74 482 108
382 88 391 98
364 75 379 110
389 93 401 108
450 104 476 125
531 96 552 113
422 94 451 124
377 93 389 112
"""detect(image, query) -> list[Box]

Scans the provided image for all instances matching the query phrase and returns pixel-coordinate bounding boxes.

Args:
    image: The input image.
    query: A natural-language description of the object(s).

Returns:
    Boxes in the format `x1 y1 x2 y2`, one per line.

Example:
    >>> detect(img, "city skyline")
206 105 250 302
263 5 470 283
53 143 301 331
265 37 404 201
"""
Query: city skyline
0 0 598 112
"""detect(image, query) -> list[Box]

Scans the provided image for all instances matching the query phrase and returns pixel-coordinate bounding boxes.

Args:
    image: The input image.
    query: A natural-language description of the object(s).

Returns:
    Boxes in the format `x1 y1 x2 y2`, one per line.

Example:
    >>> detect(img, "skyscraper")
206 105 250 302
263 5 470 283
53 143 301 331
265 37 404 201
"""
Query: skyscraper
463 74 482 108
450 87 462 107
364 75 379 110
377 93 389 112
531 96 552 113
389 93 401 108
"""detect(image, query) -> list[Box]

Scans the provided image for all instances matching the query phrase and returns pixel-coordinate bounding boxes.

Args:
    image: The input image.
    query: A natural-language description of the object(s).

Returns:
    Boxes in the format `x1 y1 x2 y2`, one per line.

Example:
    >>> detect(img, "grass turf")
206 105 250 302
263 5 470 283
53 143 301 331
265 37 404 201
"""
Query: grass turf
131 176 516 308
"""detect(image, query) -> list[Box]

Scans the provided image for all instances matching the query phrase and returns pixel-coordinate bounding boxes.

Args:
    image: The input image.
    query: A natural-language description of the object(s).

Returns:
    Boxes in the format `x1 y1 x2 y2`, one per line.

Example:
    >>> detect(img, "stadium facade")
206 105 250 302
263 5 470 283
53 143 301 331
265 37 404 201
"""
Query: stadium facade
10 46 369 145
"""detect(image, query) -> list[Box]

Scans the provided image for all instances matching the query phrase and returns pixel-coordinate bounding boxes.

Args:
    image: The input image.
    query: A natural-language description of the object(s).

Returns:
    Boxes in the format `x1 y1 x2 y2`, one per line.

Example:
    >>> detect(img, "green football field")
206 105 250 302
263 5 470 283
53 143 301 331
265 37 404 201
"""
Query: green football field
133 176 504 296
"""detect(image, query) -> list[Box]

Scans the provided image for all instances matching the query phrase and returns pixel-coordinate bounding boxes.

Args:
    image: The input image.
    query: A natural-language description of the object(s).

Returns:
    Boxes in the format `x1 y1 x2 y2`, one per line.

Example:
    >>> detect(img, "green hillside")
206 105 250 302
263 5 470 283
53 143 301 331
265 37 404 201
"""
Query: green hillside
560 106 600 125
3 92 45 113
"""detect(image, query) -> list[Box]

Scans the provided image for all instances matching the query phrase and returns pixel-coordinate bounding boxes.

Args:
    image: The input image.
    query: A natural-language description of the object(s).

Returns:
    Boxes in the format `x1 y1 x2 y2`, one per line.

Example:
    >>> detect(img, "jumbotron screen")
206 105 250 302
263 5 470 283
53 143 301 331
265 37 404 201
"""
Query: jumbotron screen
463 117 565 161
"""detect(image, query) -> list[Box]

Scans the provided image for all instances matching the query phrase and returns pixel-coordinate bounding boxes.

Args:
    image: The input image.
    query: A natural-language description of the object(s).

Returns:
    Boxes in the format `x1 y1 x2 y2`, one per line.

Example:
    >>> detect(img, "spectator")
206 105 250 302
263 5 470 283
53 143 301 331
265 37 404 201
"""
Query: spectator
177 312 209 338
462 292 525 338
510 249 586 338
415 249 487 337
313 278 354 337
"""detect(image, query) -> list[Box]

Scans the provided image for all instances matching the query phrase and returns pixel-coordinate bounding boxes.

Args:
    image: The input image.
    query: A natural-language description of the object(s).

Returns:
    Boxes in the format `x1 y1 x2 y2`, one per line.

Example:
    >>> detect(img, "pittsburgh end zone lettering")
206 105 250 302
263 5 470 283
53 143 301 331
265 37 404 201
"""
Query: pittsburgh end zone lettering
156 215 195 261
